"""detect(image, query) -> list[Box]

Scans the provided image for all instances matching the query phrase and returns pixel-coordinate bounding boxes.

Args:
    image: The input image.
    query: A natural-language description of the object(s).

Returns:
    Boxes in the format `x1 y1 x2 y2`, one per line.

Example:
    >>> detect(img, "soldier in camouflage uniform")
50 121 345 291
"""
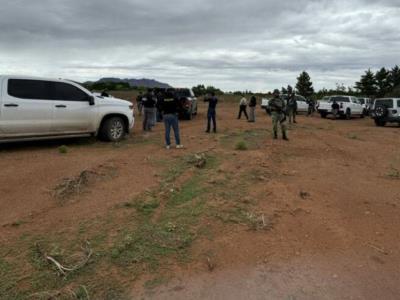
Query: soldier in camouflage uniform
268 89 288 141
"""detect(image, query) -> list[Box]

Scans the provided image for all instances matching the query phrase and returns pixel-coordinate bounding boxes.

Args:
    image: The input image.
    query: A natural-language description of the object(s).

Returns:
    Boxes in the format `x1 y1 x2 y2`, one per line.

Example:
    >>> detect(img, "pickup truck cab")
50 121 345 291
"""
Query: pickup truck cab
317 95 364 119
371 98 400 126
0 76 134 143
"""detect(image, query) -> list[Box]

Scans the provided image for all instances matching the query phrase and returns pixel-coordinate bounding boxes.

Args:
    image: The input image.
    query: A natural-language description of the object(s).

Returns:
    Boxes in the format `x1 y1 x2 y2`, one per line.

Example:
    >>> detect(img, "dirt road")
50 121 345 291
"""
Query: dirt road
1 100 399 299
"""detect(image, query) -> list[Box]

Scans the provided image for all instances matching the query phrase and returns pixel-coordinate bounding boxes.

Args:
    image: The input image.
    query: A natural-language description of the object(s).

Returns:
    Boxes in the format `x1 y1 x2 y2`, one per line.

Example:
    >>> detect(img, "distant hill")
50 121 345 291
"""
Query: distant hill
94 77 172 89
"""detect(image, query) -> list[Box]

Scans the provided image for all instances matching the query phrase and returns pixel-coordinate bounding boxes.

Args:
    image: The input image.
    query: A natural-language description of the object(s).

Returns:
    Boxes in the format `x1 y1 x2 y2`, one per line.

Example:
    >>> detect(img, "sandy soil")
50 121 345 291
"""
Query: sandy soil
1 100 400 299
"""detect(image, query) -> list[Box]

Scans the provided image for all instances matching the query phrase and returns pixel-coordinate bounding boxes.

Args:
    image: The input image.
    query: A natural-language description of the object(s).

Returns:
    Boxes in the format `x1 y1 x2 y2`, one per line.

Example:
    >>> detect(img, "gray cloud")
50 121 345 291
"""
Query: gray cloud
0 0 399 91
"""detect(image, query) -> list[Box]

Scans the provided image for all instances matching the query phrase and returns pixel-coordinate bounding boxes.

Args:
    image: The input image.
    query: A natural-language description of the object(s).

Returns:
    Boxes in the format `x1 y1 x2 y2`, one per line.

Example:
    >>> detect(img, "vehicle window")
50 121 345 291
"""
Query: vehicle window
50 82 89 101
330 96 349 102
175 89 192 98
398 100 400 108
375 99 393 108
7 79 51 100
358 98 365 104
295 95 306 102
322 96 331 101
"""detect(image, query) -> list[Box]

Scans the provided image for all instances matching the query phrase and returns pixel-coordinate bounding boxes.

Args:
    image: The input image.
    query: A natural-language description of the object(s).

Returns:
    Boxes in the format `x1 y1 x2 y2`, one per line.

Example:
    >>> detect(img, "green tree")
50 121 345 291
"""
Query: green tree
295 71 314 97
389 65 400 92
355 69 377 97
375 67 391 97
192 84 207 96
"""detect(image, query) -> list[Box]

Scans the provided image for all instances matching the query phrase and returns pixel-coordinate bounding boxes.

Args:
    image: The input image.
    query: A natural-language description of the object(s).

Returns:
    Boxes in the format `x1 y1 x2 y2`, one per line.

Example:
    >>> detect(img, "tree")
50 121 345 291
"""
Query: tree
375 67 391 97
355 69 377 97
389 65 400 92
192 84 207 96
281 87 288 94
295 71 314 98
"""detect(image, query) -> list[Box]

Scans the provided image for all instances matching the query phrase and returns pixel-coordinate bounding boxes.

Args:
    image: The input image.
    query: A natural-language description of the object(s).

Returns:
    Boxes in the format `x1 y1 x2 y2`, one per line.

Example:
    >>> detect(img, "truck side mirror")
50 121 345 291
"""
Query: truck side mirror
88 95 95 106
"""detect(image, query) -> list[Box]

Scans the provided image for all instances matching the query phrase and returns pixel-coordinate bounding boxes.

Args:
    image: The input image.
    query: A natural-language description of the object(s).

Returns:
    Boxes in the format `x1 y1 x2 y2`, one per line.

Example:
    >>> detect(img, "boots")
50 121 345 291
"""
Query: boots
282 132 289 141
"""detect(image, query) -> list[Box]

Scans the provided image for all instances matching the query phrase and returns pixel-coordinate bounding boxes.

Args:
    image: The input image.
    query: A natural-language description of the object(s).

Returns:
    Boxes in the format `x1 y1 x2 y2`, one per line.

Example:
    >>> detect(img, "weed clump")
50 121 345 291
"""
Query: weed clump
58 145 68 154
235 141 248 151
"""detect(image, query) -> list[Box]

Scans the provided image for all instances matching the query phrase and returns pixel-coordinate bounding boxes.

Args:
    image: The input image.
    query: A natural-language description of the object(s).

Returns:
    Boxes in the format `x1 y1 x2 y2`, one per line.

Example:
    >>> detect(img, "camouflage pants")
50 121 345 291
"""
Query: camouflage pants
271 112 287 137
287 107 296 123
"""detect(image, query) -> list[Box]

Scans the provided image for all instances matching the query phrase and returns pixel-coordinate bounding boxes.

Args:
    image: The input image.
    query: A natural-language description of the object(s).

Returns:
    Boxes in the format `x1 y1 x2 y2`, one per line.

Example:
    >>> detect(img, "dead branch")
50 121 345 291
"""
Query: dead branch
367 243 389 255
38 241 93 277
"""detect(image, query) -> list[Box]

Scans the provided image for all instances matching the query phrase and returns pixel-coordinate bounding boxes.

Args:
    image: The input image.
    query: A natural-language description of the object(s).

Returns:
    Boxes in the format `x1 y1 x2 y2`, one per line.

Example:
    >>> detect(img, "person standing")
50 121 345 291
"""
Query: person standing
142 89 156 131
205 92 218 133
268 89 288 141
238 96 248 120
331 100 339 120
307 98 314 116
136 92 143 116
286 87 297 124
161 89 183 149
248 95 257 122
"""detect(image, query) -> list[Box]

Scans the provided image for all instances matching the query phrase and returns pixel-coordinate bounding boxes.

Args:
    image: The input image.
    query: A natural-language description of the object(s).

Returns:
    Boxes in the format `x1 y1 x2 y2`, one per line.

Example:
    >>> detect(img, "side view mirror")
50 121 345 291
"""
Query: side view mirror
88 95 95 106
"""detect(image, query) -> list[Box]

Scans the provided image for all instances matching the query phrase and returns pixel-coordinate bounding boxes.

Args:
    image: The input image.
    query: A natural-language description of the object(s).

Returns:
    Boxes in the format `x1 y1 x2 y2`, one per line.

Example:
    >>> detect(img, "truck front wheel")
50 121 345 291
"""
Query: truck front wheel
100 116 126 142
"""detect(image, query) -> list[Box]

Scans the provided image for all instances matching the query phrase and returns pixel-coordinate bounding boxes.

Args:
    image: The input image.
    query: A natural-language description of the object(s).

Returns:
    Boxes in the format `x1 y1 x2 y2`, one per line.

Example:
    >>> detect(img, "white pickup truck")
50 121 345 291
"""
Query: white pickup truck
317 95 364 119
0 76 135 143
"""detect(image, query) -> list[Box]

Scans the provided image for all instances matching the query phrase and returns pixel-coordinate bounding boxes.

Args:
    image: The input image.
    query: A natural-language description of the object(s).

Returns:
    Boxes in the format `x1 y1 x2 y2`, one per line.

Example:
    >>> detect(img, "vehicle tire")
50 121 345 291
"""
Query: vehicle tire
374 105 388 119
374 119 386 127
345 109 351 120
320 112 327 118
100 116 126 142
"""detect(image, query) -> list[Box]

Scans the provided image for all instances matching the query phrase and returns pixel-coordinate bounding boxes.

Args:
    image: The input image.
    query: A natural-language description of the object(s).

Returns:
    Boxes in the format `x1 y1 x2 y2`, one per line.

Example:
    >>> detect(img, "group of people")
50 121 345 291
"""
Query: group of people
134 86 316 148
238 95 257 122
136 89 218 149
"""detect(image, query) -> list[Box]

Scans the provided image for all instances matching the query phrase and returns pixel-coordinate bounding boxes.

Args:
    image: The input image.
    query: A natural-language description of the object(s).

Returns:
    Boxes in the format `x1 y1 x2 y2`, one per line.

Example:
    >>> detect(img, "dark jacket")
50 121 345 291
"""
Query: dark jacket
143 93 156 108
205 96 218 110
249 96 257 107
161 97 179 115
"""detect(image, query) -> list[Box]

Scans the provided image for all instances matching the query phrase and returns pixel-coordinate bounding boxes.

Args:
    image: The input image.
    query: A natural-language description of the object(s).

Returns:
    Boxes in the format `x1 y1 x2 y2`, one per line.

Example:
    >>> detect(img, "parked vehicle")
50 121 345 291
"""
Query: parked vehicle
0 76 135 143
175 88 198 120
317 95 364 119
261 97 271 113
261 94 308 114
155 87 197 120
370 98 400 127
358 97 372 115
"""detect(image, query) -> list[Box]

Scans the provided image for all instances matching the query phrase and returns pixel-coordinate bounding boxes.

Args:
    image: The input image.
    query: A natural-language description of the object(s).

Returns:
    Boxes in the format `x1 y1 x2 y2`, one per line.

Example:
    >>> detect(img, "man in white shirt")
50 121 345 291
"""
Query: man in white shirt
238 96 249 120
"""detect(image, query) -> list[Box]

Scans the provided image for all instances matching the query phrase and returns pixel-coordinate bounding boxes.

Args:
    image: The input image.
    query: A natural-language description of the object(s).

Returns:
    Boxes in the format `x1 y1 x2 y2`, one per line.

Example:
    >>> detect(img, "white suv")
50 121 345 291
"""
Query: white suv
0 76 135 142
371 98 400 127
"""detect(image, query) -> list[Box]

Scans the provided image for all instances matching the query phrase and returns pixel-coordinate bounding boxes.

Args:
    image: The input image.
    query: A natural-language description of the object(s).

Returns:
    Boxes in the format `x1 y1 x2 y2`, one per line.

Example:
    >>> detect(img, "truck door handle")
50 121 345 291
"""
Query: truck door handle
4 103 19 107
55 105 67 108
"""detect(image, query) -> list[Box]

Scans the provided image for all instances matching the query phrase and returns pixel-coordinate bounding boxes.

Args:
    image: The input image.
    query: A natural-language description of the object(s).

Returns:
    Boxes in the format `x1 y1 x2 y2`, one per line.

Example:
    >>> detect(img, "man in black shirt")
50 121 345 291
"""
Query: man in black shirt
205 92 218 133
248 95 257 122
161 89 183 149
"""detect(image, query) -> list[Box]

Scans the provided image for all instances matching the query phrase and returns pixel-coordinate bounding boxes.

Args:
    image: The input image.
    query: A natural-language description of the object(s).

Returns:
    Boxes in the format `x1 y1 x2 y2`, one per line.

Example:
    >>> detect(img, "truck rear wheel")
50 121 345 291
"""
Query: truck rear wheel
100 116 126 142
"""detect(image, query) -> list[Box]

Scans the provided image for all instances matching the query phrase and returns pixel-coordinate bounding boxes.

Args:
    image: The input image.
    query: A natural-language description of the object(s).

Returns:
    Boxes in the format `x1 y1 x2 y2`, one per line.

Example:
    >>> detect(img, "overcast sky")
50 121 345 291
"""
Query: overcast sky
0 0 399 92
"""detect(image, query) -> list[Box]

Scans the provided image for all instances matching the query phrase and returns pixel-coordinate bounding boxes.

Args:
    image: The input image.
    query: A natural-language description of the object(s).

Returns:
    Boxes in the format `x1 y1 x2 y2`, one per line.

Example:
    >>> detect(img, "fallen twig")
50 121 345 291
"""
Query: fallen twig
367 243 389 255
37 241 93 277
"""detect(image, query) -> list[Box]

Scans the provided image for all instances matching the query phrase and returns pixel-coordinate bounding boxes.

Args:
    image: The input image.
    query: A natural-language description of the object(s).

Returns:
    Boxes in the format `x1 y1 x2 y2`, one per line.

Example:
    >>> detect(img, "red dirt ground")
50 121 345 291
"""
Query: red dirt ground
1 100 400 299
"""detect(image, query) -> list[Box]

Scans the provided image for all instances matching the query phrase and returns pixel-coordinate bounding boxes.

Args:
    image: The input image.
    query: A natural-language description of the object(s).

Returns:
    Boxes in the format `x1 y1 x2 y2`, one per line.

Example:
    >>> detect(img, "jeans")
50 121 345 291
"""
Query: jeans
164 114 181 146
207 109 216 132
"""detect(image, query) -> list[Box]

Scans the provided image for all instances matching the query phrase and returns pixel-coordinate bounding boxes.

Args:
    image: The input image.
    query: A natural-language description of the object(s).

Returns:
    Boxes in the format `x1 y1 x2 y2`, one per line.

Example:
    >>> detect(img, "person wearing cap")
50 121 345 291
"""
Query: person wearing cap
204 92 218 133
268 89 288 140
142 89 157 131
286 85 297 124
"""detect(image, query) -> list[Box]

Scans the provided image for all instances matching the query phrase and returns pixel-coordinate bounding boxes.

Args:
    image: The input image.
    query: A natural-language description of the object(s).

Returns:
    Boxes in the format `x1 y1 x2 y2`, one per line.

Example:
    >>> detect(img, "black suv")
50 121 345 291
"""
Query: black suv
155 88 198 120
371 98 400 126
